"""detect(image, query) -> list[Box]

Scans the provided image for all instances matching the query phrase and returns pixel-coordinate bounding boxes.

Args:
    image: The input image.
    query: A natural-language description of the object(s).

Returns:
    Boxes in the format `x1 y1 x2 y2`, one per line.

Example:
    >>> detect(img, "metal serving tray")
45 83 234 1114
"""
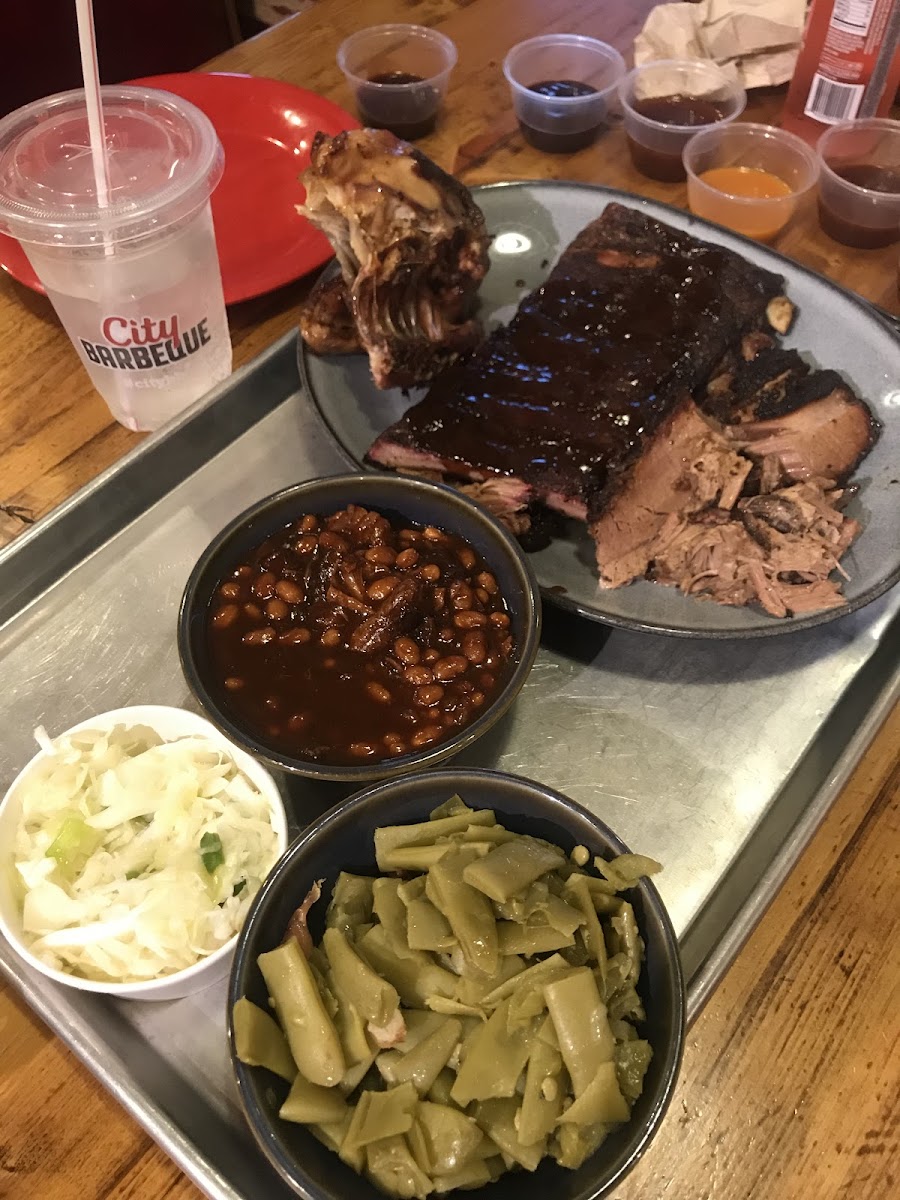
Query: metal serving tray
2 333 898 1200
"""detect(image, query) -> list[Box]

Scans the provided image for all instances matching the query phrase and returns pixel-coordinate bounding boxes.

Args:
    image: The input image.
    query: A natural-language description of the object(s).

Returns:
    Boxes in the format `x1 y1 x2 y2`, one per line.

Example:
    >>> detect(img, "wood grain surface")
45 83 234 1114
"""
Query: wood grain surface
0 3 898 1198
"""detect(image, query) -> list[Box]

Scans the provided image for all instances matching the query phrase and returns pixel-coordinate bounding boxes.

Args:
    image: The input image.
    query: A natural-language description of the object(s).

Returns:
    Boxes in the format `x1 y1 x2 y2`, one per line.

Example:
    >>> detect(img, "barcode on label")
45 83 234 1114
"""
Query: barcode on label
804 73 864 123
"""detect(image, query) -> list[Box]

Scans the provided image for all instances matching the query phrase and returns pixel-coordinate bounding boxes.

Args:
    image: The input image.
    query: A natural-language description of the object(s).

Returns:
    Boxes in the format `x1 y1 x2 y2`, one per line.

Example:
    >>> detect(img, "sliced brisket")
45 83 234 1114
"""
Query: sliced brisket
728 385 880 482
588 395 861 616
588 398 753 589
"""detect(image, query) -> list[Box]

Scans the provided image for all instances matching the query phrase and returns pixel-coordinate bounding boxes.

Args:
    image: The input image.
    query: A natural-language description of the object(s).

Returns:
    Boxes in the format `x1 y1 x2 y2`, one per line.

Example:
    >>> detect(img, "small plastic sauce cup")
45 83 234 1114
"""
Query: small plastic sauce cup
503 34 625 154
684 123 819 242
337 24 457 141
619 59 746 182
816 118 900 249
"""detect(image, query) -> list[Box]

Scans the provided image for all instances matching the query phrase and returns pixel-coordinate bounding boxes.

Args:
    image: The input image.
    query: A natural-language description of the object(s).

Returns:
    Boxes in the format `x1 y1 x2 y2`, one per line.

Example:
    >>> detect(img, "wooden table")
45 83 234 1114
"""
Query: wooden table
1 3 898 1197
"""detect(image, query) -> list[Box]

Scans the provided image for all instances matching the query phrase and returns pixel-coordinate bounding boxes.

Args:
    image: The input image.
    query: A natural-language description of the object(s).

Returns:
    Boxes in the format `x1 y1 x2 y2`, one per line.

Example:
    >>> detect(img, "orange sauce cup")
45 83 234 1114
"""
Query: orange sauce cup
683 123 819 242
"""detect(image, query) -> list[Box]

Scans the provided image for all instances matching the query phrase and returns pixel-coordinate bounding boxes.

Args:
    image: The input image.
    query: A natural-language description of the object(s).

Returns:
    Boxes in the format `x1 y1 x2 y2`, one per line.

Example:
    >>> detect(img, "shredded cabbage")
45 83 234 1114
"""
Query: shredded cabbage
12 725 281 984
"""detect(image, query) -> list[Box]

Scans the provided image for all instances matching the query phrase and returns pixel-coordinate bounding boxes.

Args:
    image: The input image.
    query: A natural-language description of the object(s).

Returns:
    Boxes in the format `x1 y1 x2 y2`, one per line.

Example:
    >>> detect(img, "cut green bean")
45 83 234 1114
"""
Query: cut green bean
257 940 345 1087
326 872 374 935
450 998 535 1106
615 1039 653 1101
312 1112 365 1173
365 1133 433 1200
455 955 524 1006
563 874 608 979
594 853 661 890
480 953 569 1009
426 851 498 977
381 1018 461 1095
472 1098 545 1172
427 1067 456 1107
497 921 575 956
462 835 565 903
552 1120 609 1170
232 997 297 1082
372 877 411 948
518 1025 564 1146
374 811 496 870
506 968 573 1030
428 795 473 820
343 1082 419 1152
557 1060 629 1126
323 926 400 1030
392 1009 445 1053
544 968 614 1097
279 1072 349 1125
608 902 643 989
415 1100 483 1175
331 989 372 1066
404 895 456 952
360 924 458 1008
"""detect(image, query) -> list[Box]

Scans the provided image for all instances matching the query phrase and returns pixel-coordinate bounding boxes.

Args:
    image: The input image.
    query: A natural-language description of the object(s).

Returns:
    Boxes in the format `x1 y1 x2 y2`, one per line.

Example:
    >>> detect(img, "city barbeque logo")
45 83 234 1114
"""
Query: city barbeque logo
80 314 211 370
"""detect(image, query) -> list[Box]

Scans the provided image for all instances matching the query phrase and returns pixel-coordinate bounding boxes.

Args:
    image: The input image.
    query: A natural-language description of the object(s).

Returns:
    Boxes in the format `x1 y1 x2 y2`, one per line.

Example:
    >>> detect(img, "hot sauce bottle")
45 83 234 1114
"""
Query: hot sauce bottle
781 0 900 142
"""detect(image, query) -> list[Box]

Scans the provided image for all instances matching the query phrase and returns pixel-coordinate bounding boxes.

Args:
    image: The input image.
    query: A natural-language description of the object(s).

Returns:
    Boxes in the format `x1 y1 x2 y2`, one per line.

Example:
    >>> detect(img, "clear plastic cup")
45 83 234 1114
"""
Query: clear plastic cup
619 59 746 182
338 24 457 141
684 122 819 242
503 34 625 154
0 86 231 433
816 118 900 249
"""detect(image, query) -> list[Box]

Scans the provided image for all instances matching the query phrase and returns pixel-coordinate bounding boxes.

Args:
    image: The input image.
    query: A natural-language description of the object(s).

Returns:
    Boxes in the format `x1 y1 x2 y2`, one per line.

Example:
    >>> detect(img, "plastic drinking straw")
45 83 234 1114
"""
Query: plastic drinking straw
74 0 111 208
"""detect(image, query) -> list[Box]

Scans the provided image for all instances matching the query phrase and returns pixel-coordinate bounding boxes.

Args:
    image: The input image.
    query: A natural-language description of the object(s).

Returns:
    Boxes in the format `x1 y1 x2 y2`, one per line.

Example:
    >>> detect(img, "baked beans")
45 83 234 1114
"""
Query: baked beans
206 504 515 765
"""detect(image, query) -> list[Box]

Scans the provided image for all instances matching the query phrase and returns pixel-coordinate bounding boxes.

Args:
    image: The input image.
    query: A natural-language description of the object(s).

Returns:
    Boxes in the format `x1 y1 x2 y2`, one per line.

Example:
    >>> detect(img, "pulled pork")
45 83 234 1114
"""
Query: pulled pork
590 399 860 618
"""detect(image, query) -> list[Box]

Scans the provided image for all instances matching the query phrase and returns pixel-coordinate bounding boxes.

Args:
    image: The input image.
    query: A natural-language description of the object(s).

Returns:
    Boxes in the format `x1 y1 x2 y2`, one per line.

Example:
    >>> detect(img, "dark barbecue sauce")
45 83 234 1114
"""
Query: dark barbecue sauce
357 71 439 140
633 94 729 126
627 94 730 182
818 164 900 248
391 226 757 512
519 79 601 153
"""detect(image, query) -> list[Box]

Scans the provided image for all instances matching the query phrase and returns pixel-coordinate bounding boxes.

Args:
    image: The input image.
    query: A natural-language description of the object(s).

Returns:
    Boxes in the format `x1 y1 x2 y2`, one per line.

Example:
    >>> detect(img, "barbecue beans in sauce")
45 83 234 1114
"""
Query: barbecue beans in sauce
206 505 516 764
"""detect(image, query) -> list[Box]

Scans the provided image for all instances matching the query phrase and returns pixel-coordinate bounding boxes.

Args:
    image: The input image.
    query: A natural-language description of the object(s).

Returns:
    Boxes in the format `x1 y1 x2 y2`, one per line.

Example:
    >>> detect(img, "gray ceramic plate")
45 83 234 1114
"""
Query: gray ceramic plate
299 181 900 638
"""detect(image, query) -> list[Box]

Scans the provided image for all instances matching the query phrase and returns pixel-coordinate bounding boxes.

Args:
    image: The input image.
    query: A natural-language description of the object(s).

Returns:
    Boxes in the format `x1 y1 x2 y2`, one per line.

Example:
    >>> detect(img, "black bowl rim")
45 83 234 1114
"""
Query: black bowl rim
227 766 687 1200
177 473 542 782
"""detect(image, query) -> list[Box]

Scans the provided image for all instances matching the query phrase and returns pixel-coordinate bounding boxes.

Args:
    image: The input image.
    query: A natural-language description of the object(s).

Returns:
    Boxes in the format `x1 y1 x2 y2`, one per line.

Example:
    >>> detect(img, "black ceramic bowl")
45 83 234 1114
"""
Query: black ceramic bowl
228 768 686 1200
178 473 541 782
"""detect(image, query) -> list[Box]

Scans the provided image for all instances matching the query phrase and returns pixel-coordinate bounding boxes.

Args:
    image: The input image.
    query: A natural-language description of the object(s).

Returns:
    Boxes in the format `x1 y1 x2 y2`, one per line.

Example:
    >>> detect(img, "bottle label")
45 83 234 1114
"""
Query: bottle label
802 0 898 123
804 72 865 121
830 0 878 34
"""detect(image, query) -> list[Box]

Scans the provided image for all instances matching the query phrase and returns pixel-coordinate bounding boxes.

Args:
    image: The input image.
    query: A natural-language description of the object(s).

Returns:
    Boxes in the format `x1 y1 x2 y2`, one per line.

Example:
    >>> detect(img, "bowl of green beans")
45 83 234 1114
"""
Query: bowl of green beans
227 768 684 1200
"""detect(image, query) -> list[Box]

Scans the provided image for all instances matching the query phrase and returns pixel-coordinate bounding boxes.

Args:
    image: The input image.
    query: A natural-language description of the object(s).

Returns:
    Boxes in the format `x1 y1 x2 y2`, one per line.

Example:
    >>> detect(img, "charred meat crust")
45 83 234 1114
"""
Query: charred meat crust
298 275 361 355
298 130 490 388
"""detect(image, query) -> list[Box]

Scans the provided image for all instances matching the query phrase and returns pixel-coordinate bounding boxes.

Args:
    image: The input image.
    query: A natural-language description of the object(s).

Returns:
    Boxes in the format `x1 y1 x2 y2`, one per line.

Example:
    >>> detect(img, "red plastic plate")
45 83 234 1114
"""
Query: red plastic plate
0 72 358 305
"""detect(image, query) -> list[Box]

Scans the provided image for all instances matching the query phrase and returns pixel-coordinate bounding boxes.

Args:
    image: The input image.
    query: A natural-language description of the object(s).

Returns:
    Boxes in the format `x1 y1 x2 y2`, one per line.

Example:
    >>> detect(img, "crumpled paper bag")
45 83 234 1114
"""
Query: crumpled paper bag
634 0 807 89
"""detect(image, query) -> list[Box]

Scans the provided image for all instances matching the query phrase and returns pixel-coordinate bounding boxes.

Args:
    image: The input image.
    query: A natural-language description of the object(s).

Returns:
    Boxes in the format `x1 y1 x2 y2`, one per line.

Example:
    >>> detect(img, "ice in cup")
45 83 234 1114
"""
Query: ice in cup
338 24 457 141
503 34 625 154
684 123 819 242
816 118 900 249
619 59 746 182
0 86 232 432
